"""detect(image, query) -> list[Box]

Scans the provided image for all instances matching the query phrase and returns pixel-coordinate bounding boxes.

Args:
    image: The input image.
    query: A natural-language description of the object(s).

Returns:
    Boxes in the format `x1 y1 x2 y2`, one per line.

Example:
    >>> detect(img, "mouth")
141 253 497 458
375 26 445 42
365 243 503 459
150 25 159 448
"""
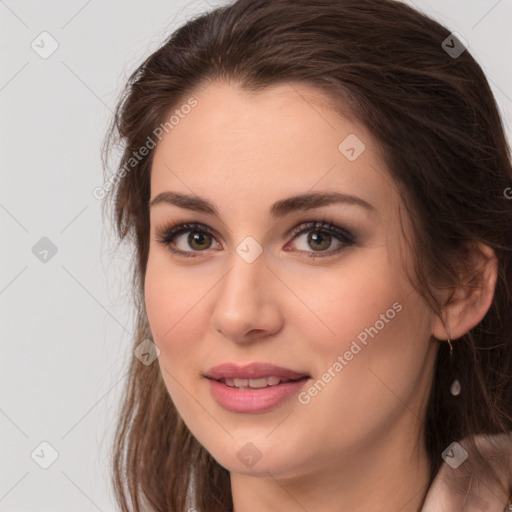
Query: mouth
204 362 311 413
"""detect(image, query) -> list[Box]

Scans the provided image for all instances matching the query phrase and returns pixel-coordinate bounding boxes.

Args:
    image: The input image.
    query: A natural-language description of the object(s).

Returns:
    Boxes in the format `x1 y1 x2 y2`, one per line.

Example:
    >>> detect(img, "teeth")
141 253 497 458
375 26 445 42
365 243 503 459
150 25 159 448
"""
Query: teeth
233 378 249 388
224 376 293 389
249 377 281 388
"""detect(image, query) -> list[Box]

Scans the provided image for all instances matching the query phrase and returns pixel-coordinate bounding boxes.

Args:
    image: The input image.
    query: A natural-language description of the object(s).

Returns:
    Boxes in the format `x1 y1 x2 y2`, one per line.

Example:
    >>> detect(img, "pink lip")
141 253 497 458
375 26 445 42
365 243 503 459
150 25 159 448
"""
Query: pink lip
204 362 310 413
204 362 309 381
207 377 310 413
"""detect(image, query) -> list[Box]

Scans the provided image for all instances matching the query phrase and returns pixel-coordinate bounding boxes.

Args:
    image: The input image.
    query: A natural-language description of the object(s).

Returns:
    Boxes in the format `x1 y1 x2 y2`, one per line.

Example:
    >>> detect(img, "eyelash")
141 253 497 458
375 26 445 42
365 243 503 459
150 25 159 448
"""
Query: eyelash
155 219 356 259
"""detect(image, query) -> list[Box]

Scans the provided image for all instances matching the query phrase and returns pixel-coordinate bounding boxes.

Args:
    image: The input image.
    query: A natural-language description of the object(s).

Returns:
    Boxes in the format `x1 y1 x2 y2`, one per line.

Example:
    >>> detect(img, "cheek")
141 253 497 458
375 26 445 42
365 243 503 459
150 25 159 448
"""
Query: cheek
282 250 406 356
144 259 210 419
144 255 207 363
288 252 433 414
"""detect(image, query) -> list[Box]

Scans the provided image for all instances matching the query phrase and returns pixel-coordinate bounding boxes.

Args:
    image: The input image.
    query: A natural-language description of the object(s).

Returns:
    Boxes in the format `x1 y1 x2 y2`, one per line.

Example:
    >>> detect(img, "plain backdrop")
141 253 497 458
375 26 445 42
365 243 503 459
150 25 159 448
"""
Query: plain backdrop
1 0 511 510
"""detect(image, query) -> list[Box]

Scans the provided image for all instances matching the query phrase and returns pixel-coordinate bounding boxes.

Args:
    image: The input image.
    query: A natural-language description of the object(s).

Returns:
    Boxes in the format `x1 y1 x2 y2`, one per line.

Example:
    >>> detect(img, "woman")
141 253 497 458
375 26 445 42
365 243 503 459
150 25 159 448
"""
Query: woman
101 0 512 510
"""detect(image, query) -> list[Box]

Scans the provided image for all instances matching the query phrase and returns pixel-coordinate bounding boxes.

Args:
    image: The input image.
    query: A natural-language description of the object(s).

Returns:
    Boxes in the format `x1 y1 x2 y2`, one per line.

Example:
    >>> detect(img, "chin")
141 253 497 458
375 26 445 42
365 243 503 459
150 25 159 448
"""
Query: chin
203 439 305 478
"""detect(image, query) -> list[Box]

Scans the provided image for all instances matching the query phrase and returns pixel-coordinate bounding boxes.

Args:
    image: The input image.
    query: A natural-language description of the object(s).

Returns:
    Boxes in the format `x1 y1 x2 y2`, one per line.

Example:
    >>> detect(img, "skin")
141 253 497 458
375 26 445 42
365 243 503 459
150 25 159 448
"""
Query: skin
144 81 498 512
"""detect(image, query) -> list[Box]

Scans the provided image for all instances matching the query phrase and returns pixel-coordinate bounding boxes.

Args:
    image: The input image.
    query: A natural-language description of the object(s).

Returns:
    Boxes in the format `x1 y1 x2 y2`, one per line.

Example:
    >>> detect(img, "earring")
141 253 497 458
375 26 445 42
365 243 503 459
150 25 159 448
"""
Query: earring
447 338 461 396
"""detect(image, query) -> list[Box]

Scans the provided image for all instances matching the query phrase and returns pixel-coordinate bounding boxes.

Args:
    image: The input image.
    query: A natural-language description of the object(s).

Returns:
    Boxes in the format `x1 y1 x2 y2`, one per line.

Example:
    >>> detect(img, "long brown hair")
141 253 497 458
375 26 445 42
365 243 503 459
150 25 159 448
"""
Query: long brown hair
101 0 512 510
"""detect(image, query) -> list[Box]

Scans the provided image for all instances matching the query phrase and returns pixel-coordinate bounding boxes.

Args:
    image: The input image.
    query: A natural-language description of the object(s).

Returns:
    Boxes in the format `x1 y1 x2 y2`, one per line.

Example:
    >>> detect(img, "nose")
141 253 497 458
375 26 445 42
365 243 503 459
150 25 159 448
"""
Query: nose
210 251 284 344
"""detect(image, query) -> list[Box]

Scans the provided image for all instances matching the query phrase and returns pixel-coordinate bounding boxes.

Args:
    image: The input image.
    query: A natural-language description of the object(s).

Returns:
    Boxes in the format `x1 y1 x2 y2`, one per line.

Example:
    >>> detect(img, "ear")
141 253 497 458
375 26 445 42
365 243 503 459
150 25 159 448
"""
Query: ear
432 241 498 341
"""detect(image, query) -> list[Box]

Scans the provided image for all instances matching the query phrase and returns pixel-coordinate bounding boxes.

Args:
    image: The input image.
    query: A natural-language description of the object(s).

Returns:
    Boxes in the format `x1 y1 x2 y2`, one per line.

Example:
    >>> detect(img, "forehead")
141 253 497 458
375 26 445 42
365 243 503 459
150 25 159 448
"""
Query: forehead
150 81 399 219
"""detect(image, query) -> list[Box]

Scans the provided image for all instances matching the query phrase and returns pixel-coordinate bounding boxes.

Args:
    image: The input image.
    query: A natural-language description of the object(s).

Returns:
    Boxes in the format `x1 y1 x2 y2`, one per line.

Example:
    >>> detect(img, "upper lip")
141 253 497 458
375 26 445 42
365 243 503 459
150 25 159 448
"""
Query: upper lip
204 362 310 381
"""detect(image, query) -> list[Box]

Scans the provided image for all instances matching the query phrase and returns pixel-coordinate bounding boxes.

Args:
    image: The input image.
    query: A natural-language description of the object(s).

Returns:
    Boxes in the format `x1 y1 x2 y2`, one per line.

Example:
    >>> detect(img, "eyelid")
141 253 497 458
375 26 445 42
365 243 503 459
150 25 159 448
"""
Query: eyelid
286 220 355 244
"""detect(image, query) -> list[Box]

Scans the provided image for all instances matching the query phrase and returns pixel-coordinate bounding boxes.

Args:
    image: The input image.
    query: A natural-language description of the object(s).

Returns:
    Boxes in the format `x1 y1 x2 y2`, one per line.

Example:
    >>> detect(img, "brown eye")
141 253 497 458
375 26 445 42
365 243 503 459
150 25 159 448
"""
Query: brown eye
306 231 333 251
286 221 355 259
186 231 213 251
156 222 220 258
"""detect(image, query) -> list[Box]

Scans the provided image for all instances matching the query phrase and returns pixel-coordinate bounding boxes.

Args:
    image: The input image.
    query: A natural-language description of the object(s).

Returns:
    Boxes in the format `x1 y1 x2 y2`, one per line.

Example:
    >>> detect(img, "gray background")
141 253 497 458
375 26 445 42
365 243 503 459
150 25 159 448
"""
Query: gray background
1 0 511 510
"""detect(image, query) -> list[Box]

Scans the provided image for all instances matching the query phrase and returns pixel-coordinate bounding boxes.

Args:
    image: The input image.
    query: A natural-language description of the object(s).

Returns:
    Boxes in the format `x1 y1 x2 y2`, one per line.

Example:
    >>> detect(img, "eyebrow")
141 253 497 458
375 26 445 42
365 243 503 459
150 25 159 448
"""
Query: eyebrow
149 191 375 217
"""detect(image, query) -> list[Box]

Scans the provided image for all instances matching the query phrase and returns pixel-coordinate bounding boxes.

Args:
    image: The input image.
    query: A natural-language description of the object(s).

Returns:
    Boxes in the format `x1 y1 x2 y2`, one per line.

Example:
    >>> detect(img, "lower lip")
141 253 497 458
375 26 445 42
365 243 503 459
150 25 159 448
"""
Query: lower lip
207 377 310 413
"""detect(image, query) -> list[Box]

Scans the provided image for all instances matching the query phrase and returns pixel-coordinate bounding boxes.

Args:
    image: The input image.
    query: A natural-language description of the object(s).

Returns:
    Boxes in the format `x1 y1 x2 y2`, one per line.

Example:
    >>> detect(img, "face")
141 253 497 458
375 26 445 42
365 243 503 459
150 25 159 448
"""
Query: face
144 81 438 480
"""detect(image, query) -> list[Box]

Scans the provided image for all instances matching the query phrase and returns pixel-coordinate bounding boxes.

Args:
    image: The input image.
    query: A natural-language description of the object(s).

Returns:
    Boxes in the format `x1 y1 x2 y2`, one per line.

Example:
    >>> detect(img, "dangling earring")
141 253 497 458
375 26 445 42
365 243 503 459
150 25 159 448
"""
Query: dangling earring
447 338 461 396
